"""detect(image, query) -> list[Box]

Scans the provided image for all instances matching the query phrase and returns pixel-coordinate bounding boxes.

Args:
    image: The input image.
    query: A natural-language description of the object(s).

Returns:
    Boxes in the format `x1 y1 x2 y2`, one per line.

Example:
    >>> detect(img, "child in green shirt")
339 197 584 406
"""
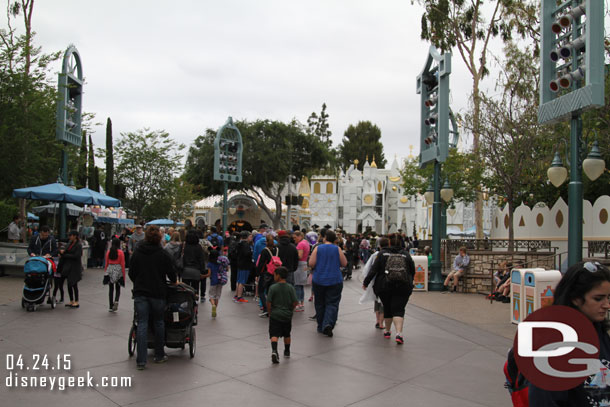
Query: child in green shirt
266 266 298 364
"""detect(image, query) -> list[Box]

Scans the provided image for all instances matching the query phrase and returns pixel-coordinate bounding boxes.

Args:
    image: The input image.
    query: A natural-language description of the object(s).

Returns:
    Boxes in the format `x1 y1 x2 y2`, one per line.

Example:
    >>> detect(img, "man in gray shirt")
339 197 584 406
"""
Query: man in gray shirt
8 215 22 243
128 225 145 257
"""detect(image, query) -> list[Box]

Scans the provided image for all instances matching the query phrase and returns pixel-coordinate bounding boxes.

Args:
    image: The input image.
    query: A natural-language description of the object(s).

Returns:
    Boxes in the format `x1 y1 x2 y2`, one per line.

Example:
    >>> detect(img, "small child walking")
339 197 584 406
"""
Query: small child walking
207 249 228 318
104 237 125 312
266 266 298 364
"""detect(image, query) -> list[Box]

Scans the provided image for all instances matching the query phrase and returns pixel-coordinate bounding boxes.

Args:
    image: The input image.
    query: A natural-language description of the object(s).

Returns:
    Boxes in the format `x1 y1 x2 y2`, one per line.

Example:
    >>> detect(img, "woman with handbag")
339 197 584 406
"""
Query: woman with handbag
255 234 280 318
104 237 125 312
59 230 83 308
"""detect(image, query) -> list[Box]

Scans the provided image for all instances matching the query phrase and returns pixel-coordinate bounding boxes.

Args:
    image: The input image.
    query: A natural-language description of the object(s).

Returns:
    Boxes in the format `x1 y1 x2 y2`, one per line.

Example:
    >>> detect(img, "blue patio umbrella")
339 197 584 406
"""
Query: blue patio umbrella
26 212 39 221
76 188 121 207
146 219 184 226
13 183 96 204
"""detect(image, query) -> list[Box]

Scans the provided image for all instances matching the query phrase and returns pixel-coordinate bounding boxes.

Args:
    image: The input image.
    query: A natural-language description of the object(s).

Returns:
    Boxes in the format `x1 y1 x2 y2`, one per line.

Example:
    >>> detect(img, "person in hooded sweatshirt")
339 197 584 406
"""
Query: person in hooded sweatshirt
277 230 299 286
129 225 177 370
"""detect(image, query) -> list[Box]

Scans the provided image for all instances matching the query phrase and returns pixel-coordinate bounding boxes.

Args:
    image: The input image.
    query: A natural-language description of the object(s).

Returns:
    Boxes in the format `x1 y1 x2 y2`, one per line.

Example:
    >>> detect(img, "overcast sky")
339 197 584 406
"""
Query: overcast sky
27 0 496 167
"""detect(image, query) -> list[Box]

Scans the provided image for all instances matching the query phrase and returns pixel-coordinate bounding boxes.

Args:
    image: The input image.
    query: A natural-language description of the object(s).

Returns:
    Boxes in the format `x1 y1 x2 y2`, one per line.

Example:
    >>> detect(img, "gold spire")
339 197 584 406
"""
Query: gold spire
371 154 377 168
366 154 369 163
354 158 359 166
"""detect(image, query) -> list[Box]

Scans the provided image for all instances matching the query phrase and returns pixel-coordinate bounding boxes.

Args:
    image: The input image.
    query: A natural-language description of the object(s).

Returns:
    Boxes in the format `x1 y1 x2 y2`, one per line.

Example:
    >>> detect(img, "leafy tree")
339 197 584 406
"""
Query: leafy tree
185 119 334 228
105 117 114 196
0 0 64 200
338 121 386 171
114 129 184 220
75 131 88 188
87 133 95 189
416 0 538 238
307 103 332 147
472 43 551 248
168 178 197 222
400 149 483 204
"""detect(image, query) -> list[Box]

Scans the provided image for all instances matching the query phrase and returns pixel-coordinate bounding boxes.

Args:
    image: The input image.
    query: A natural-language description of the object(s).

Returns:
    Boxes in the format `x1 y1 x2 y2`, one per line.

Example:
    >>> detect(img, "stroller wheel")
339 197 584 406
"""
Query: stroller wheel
128 325 136 357
189 326 196 358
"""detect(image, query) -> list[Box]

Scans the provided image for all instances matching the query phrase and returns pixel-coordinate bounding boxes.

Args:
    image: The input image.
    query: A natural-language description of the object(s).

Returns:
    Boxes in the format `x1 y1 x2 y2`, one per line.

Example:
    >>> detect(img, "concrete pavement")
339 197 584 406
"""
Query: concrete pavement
0 267 515 406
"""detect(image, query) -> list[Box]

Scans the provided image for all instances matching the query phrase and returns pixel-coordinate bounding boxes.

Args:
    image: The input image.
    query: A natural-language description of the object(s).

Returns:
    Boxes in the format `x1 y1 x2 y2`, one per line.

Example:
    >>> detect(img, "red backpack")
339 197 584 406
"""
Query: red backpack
263 247 282 274
504 348 529 407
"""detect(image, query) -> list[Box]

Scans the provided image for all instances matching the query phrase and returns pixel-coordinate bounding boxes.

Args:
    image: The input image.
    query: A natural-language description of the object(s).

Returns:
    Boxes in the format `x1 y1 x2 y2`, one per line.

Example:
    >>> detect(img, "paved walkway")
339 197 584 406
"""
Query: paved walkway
0 267 514 407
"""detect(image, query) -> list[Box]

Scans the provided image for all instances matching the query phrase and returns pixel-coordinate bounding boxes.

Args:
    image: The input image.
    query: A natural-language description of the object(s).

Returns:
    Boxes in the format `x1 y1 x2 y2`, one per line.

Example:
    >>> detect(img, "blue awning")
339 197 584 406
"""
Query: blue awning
13 183 96 204
76 188 121 207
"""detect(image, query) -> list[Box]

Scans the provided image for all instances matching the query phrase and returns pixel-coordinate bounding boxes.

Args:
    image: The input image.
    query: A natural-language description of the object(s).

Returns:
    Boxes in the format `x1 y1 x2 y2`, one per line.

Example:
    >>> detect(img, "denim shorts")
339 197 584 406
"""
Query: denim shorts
237 269 250 284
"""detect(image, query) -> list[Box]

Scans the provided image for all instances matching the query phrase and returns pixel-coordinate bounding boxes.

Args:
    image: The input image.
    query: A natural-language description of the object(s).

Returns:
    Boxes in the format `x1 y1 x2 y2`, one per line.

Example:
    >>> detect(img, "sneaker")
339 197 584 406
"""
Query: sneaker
237 297 249 303
233 296 239 303
308 315 317 321
396 334 404 345
259 311 269 318
284 349 290 358
271 351 279 364
383 331 391 339
308 296 313 302
502 296 511 304
323 326 333 337
112 302 118 312
136 364 145 370
200 298 206 303
441 285 448 292
211 305 217 318
108 308 113 312
294 306 304 312
154 355 168 364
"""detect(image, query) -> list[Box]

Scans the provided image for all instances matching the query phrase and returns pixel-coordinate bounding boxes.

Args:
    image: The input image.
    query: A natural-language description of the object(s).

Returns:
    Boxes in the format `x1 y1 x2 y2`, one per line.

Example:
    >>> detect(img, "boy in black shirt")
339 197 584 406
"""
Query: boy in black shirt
266 266 297 363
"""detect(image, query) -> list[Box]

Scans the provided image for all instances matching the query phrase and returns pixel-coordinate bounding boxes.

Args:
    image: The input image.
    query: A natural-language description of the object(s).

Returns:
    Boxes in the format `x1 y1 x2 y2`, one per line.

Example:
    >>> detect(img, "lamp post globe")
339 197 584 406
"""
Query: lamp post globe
547 152 568 187
440 179 454 203
583 141 606 181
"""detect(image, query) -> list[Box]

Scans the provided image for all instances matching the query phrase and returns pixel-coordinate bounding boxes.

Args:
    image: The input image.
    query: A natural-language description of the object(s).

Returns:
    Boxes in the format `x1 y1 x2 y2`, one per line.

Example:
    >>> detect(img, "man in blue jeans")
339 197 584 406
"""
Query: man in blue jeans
307 229 348 337
129 225 177 370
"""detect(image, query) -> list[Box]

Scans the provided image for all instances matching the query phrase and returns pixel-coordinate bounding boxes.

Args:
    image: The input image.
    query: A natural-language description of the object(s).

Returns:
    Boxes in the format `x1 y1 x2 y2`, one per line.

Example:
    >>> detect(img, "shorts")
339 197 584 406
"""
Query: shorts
209 284 222 300
237 269 250 285
269 317 292 338
447 269 465 279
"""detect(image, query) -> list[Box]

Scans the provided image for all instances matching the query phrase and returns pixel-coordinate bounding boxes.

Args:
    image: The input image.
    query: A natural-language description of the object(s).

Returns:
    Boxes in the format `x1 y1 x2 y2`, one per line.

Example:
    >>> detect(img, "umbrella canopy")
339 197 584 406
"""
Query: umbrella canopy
26 212 39 221
76 188 121 207
32 203 89 217
146 219 183 226
13 183 96 205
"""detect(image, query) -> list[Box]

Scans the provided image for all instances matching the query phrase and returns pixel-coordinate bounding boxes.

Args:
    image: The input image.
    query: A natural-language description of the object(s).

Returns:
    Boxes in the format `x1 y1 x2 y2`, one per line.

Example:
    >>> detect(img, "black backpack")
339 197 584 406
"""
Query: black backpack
384 253 411 285
209 235 220 249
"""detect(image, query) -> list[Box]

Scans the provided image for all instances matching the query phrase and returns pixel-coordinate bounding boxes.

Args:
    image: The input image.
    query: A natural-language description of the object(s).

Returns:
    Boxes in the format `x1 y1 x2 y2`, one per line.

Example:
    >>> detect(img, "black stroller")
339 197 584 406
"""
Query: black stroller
128 282 198 358
21 256 56 312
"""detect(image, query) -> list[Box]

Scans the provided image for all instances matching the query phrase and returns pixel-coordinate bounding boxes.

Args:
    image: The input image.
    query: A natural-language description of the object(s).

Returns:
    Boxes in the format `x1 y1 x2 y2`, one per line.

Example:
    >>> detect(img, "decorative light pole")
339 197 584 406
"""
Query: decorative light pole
539 0 605 266
55 45 83 240
213 117 243 234
417 46 451 291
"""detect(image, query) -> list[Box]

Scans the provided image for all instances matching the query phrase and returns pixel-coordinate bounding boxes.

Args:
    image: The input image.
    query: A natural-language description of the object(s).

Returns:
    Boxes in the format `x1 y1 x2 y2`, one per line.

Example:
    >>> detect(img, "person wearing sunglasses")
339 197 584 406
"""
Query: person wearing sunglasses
529 261 610 406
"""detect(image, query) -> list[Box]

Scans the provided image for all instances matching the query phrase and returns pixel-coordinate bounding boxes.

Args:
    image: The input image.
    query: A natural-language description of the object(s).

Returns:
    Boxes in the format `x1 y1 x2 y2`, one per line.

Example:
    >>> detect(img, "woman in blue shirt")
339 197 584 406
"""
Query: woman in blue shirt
308 230 347 337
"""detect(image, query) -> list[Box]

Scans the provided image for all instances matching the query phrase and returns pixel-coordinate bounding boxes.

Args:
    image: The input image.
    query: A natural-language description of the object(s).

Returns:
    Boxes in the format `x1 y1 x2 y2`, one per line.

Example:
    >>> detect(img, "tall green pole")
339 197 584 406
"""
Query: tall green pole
59 148 68 239
222 181 228 234
429 160 443 290
568 114 583 265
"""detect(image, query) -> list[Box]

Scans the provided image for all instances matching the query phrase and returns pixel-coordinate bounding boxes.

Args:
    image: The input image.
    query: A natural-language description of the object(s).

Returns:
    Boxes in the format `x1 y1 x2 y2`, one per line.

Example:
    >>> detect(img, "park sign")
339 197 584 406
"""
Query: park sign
417 46 451 167
56 45 83 147
213 117 243 183
539 0 605 124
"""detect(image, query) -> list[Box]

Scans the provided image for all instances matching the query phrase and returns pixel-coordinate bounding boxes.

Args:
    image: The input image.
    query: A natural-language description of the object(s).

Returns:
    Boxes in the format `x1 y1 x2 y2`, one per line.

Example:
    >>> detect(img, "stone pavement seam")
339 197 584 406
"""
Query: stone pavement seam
230 377 314 407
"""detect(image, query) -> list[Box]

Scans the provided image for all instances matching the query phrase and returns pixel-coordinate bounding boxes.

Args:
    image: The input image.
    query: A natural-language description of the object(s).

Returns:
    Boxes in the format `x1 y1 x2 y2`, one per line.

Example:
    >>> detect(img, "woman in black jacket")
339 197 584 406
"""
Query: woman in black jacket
182 230 209 301
256 234 278 317
59 230 83 308
362 234 415 345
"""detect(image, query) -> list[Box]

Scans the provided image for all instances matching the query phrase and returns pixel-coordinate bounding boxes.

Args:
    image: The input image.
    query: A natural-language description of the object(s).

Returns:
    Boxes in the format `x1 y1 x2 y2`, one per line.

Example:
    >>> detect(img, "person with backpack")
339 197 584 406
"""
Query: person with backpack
308 229 348 337
277 230 299 286
182 230 209 301
234 231 254 303
164 232 183 277
207 249 228 318
362 234 415 345
227 232 240 291
256 234 282 318
207 226 223 249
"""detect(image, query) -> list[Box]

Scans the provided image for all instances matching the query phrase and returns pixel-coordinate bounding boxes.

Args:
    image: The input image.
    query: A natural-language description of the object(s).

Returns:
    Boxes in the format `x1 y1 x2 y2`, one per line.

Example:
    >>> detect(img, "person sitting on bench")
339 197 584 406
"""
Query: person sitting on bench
443 247 469 293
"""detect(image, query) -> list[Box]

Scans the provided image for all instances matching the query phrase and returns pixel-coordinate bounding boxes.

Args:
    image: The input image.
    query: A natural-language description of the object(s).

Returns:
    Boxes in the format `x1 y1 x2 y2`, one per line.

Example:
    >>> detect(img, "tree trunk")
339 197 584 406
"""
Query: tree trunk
105 118 114 196
472 75 484 240
507 199 515 252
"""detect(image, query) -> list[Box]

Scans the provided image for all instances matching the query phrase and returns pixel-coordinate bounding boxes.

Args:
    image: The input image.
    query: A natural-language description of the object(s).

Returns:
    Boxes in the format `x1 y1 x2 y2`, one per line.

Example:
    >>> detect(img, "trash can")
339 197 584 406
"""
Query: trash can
511 268 545 324
412 256 428 291
523 269 562 319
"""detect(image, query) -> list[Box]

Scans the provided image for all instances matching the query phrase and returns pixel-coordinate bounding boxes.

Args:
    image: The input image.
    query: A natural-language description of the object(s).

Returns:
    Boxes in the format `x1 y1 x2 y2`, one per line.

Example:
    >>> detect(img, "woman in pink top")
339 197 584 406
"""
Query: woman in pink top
293 231 310 311
104 237 126 312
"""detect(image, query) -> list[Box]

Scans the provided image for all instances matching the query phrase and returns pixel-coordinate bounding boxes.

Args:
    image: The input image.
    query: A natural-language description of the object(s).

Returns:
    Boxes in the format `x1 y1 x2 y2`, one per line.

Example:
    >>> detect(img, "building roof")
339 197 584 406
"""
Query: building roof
194 188 287 211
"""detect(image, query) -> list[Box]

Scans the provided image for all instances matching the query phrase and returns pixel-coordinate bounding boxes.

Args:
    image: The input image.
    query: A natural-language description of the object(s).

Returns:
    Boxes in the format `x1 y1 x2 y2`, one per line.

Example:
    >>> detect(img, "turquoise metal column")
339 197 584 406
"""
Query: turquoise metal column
222 181 228 234
429 161 443 290
568 114 583 265
59 149 68 239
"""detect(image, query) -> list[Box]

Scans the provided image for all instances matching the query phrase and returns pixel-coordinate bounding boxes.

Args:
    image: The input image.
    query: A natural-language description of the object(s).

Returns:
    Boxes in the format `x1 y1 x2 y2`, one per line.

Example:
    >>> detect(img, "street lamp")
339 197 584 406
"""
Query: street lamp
547 151 568 187
583 141 606 181
440 179 454 202
424 180 434 205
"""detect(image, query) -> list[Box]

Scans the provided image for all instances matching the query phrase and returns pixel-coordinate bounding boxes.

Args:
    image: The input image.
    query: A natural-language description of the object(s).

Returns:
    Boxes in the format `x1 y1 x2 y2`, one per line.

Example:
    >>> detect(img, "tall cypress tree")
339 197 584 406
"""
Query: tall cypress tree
93 166 100 193
76 131 88 188
105 117 114 196
87 133 95 189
